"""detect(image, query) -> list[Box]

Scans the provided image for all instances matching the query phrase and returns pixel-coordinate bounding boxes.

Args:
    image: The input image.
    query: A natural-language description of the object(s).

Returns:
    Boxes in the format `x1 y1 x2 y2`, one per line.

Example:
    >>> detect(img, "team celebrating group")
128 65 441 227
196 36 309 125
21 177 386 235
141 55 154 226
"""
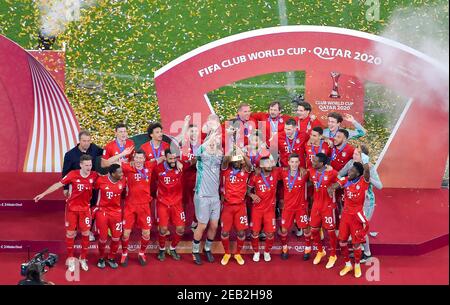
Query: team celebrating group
34 99 382 279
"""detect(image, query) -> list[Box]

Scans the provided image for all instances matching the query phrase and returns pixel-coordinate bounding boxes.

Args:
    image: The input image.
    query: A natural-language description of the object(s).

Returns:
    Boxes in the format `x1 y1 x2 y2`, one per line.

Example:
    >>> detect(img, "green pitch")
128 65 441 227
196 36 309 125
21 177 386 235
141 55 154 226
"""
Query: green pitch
0 0 448 163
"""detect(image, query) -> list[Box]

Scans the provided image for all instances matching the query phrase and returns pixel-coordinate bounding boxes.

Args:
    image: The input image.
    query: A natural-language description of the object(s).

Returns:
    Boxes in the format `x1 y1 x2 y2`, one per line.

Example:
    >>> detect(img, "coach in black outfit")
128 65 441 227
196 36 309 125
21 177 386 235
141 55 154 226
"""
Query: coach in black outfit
62 130 104 200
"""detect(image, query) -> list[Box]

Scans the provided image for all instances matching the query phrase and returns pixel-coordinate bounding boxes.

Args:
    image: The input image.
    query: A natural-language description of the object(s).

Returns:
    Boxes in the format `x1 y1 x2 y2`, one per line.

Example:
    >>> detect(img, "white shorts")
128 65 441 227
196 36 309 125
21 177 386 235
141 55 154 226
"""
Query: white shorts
194 194 221 224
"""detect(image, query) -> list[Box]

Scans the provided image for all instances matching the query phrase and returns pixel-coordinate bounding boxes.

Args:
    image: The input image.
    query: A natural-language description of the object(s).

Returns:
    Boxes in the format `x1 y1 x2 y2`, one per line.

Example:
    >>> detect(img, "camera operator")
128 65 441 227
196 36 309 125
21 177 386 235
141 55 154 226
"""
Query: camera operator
18 264 54 285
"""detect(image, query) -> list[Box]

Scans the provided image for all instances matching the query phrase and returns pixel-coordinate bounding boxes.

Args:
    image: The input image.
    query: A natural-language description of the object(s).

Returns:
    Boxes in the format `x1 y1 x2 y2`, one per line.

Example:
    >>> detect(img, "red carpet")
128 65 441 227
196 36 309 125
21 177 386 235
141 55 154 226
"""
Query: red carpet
1 246 448 285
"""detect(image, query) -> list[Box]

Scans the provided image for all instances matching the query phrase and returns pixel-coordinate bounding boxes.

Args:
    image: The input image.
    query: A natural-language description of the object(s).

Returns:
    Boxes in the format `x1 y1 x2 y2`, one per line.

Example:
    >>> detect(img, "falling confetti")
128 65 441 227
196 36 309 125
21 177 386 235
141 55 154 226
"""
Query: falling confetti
0 0 447 180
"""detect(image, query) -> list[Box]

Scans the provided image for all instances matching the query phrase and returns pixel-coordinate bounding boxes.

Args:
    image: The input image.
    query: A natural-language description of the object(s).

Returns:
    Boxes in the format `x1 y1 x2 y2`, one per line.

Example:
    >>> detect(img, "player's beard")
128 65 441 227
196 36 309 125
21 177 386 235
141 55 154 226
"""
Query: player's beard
262 167 272 174
334 140 343 147
168 162 176 169
231 162 241 170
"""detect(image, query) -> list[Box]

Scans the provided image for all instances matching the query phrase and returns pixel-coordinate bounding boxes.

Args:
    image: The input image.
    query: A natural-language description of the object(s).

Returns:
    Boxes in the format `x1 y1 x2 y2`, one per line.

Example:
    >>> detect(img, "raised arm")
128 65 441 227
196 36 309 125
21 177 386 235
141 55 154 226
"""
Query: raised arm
369 165 383 190
363 163 371 183
222 155 231 170
344 114 366 139
235 145 252 172
338 159 354 178
101 146 134 168
34 181 65 202
173 115 192 144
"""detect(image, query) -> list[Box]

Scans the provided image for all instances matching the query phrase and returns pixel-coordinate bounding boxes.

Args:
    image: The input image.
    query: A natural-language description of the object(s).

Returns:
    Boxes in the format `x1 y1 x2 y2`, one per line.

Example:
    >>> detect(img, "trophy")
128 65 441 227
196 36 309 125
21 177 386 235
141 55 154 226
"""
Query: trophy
329 72 341 98
228 120 243 162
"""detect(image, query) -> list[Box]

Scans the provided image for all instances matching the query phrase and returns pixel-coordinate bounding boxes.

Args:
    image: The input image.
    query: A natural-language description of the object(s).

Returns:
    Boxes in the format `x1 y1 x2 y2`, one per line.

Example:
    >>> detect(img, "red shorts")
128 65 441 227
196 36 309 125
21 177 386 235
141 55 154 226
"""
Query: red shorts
96 210 123 240
281 208 309 230
250 208 276 233
65 210 91 232
310 206 336 230
338 212 366 244
156 203 185 227
123 204 152 230
221 203 248 232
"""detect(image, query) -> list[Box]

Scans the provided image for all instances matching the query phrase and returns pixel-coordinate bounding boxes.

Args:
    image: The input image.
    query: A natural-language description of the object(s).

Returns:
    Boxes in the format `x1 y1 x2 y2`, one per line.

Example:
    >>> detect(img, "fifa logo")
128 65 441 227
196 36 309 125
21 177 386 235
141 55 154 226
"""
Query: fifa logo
164 177 171 184
106 191 113 199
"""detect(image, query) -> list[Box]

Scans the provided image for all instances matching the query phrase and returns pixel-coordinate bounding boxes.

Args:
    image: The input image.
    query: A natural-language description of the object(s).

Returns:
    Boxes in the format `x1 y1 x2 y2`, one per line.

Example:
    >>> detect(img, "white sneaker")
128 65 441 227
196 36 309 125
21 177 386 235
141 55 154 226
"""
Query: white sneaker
80 258 89 271
67 257 76 272
295 228 303 237
89 231 95 242
252 252 260 262
263 252 271 262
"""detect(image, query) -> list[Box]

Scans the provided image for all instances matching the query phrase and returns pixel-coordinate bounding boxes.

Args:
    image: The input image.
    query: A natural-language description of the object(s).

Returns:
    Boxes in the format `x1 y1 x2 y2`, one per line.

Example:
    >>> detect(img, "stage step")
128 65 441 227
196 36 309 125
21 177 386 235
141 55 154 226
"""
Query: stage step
1 188 448 256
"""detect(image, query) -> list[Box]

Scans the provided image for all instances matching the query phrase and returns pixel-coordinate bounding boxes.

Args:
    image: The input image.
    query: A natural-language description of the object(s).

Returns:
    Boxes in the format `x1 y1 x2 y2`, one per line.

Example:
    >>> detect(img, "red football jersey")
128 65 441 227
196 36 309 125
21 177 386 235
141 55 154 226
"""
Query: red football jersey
248 168 281 212
60 170 98 212
308 168 338 209
140 140 170 163
102 139 134 162
179 142 200 162
154 162 187 206
305 140 331 169
280 168 309 211
278 131 308 168
338 176 369 214
122 162 155 205
222 166 250 205
295 116 322 135
95 175 126 215
251 112 291 142
330 143 355 171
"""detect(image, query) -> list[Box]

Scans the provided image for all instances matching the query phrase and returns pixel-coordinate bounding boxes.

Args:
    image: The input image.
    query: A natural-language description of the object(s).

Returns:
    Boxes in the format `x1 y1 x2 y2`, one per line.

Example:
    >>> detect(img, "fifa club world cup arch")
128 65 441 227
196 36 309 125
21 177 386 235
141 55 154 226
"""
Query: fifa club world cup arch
0 35 80 173
154 26 449 189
